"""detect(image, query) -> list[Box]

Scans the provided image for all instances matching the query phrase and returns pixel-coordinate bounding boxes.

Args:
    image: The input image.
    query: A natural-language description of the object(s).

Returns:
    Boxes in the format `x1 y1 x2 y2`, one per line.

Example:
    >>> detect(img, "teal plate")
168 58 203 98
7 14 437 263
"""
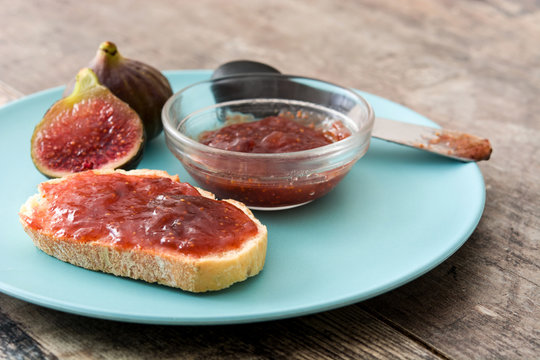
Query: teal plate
0 70 485 325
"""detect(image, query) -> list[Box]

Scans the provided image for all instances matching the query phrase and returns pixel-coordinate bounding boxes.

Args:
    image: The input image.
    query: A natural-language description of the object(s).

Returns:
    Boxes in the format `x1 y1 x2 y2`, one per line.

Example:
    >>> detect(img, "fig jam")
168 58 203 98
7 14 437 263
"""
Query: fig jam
187 164 353 208
23 171 259 257
199 115 349 153
193 115 352 208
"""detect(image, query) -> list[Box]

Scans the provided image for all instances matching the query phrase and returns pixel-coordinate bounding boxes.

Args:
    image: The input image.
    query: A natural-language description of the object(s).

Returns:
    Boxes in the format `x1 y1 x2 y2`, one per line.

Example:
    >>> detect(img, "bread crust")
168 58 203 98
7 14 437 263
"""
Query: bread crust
19 169 267 292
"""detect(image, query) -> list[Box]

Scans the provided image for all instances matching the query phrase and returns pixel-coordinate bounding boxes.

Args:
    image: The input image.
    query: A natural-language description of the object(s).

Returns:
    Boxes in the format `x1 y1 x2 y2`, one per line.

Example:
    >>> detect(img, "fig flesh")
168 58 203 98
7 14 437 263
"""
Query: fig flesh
64 41 173 139
32 68 145 178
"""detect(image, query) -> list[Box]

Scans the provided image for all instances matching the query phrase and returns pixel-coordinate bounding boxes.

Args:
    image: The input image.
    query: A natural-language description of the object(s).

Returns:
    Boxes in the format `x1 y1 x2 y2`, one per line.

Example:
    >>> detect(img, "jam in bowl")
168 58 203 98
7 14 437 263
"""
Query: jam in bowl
162 74 374 210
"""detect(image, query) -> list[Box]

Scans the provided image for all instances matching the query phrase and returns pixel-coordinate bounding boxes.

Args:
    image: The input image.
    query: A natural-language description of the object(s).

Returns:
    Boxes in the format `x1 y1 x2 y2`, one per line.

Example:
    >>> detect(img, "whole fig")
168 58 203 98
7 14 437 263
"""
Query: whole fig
64 41 173 139
33 68 145 178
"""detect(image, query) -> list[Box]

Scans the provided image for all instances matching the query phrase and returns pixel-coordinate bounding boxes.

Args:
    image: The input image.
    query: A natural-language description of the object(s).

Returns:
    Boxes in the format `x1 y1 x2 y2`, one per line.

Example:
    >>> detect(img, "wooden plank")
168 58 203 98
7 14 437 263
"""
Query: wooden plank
0 308 56 360
0 293 443 359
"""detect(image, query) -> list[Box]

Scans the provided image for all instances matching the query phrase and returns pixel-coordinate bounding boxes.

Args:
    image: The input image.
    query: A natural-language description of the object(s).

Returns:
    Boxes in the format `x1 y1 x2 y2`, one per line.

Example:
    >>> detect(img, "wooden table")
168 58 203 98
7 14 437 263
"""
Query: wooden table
1 1 538 358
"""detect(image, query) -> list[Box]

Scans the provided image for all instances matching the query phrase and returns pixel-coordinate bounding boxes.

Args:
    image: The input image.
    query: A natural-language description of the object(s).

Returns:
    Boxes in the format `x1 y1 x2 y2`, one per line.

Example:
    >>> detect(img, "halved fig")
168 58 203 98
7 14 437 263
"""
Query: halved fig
31 68 145 178
64 41 173 139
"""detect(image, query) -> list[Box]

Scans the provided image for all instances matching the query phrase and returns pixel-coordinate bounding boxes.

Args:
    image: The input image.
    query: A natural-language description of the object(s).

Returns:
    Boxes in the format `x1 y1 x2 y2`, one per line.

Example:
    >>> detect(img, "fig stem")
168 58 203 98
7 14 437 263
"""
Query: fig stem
98 41 123 65
100 41 118 55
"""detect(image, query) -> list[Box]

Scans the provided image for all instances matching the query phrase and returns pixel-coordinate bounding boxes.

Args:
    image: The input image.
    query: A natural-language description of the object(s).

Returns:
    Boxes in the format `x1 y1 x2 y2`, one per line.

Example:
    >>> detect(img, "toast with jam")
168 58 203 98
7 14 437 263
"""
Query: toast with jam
19 169 267 292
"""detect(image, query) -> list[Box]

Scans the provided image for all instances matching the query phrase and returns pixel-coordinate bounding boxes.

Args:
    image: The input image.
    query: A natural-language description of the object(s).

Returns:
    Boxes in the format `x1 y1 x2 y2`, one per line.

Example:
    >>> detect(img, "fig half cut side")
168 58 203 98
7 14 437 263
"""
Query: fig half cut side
32 68 145 178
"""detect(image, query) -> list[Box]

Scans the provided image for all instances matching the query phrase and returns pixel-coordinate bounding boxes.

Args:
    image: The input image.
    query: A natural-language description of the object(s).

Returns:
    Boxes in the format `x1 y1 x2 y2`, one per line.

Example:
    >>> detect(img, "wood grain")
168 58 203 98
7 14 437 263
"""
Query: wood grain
0 0 538 359
0 308 56 360
0 293 442 360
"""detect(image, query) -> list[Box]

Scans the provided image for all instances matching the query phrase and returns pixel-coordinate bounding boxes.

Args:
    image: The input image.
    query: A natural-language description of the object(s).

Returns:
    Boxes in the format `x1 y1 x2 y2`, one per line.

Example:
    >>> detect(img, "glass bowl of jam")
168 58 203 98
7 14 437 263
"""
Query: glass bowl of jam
162 74 374 210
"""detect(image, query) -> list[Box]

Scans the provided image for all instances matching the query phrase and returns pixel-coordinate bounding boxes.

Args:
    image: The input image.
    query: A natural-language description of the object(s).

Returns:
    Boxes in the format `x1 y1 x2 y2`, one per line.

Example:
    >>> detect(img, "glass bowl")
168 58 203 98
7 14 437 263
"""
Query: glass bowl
162 74 374 210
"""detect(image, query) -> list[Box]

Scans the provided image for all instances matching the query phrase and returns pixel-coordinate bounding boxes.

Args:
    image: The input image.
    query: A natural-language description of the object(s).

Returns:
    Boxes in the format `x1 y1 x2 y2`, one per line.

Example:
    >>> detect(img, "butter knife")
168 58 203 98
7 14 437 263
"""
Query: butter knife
372 117 492 162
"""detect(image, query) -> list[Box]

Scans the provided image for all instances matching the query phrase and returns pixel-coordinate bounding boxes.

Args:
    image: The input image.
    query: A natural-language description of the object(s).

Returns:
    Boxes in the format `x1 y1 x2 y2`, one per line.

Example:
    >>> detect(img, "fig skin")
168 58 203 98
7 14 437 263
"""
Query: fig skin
64 41 173 140
32 68 145 178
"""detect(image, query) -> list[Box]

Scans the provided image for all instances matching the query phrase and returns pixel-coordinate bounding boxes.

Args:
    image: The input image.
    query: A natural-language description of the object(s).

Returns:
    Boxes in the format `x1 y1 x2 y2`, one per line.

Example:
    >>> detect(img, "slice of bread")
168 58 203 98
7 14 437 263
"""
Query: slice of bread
19 169 267 292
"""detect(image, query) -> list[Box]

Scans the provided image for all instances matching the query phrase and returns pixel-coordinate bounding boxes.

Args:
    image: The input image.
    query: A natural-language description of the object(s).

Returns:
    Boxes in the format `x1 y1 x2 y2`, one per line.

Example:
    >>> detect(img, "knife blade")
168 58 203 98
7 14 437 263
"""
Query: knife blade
372 117 492 162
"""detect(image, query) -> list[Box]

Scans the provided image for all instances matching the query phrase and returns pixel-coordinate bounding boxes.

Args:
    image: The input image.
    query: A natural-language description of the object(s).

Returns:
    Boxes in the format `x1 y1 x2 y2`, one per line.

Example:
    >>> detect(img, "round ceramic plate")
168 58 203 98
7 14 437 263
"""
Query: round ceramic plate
0 70 485 324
